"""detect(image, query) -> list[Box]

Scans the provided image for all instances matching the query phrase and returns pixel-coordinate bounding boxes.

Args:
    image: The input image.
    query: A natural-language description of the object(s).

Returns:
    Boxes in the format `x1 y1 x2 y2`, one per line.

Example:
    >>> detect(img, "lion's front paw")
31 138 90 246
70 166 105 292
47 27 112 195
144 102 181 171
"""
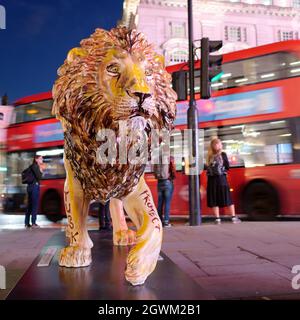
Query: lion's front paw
59 246 92 267
113 229 136 246
125 246 160 286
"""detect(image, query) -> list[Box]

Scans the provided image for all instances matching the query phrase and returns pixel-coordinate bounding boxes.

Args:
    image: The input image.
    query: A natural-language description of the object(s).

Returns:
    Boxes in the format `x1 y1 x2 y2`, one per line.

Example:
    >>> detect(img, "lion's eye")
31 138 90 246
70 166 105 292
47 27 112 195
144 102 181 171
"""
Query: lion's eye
145 69 153 77
107 64 120 75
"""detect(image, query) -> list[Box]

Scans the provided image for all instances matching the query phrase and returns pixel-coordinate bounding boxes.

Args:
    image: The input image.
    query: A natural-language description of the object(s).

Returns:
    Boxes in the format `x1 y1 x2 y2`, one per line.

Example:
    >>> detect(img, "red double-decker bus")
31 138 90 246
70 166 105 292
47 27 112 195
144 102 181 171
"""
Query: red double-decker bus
4 40 300 221
4 92 65 220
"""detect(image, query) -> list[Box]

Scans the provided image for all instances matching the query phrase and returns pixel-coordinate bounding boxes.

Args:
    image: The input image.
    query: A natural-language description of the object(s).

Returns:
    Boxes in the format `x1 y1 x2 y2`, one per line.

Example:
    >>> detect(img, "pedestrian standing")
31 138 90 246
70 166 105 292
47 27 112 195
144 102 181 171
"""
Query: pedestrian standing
25 155 44 228
98 200 112 231
153 156 176 227
206 138 241 224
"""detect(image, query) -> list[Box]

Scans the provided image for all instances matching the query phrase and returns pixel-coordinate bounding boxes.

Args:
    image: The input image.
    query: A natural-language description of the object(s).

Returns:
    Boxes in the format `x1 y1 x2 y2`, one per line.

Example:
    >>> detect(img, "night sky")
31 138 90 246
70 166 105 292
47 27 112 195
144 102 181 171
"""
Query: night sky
0 0 124 103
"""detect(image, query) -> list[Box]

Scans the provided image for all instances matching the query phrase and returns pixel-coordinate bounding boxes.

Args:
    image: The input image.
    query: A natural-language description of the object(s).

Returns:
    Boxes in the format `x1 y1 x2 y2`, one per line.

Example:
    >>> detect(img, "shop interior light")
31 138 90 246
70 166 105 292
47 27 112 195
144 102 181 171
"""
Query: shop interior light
290 68 300 73
27 109 39 115
230 125 244 129
221 73 232 78
260 73 275 79
270 120 285 125
235 78 248 83
211 82 223 88
37 149 64 156
280 133 292 137
289 61 300 66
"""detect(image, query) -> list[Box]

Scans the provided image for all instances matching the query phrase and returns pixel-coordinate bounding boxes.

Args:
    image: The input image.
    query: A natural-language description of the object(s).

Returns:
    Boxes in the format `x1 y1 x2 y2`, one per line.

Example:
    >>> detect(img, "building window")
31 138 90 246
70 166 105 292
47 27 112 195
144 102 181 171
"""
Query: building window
293 0 300 8
283 31 293 41
260 0 273 5
243 28 247 42
225 26 242 42
169 22 186 38
278 30 299 41
167 50 188 65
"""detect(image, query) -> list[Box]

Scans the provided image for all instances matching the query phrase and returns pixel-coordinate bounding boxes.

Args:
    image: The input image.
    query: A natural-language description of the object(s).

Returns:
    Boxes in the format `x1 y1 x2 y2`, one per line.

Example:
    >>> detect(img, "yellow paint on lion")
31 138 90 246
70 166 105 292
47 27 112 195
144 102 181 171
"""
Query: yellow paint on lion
131 64 150 94
102 48 120 62
110 77 125 97
103 48 151 96
154 54 165 68
67 47 87 63
65 163 80 228
136 211 149 237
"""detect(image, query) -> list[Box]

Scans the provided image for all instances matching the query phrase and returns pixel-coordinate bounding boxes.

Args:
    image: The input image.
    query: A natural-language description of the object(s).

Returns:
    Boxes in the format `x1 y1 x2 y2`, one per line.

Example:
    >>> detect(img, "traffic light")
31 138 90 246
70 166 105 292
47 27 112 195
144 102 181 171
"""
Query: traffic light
200 38 223 99
172 71 187 101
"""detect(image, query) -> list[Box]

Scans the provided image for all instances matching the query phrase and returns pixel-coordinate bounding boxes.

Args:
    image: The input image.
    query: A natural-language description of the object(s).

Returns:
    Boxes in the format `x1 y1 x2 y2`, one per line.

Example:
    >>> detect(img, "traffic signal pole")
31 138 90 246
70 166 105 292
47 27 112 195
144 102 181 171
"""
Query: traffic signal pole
187 0 201 226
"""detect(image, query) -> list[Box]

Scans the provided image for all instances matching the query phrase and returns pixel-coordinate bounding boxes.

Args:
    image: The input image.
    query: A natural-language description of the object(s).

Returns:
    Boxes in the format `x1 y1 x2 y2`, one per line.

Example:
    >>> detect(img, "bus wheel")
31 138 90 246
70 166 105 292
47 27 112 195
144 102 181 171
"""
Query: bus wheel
41 190 63 222
242 181 279 221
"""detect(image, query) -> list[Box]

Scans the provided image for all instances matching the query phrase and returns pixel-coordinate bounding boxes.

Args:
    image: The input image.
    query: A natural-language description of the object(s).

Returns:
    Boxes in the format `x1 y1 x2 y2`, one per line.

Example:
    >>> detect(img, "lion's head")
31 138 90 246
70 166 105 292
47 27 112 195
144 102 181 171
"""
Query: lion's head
52 26 177 201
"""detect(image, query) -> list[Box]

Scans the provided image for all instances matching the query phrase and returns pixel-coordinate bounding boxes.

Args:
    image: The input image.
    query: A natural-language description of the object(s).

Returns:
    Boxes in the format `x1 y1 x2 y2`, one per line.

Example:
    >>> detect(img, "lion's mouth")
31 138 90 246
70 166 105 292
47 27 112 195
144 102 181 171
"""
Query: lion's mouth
128 115 148 131
129 110 149 119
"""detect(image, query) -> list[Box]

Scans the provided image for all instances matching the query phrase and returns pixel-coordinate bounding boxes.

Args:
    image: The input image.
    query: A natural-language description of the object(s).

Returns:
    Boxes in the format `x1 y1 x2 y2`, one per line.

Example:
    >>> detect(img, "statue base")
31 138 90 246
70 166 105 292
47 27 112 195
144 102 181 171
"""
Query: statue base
7 230 212 300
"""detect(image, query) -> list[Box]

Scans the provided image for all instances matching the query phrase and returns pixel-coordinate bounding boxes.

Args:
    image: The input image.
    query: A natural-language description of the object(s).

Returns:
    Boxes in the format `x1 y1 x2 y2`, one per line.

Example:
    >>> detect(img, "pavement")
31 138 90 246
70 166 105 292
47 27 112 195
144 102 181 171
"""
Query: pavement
162 222 300 300
0 214 300 300
0 228 58 300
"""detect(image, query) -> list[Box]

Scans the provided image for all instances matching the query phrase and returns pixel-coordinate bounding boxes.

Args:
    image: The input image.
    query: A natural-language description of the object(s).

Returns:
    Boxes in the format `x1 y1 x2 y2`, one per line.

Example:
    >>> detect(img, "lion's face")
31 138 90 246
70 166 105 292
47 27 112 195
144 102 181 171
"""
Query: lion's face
98 48 156 124
52 27 177 136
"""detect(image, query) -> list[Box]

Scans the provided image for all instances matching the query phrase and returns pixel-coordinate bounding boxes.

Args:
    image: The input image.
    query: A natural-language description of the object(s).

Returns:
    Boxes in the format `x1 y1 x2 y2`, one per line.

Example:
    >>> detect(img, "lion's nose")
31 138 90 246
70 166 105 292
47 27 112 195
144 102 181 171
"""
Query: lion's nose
133 92 151 105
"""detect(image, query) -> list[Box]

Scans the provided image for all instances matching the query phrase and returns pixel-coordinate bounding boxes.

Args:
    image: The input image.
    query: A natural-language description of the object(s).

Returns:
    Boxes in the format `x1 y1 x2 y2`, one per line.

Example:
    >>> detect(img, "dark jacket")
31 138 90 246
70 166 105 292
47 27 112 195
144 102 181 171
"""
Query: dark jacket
206 152 230 176
30 162 43 184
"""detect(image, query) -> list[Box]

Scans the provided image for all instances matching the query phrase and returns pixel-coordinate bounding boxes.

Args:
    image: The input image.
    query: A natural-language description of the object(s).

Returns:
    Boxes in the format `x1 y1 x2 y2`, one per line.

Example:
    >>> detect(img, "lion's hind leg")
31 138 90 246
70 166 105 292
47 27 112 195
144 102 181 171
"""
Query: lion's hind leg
123 176 162 286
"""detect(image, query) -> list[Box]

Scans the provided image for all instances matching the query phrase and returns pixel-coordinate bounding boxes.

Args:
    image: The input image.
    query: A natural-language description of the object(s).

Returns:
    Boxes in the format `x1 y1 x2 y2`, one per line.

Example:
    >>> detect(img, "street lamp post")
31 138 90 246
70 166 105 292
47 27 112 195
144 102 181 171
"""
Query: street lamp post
187 0 201 225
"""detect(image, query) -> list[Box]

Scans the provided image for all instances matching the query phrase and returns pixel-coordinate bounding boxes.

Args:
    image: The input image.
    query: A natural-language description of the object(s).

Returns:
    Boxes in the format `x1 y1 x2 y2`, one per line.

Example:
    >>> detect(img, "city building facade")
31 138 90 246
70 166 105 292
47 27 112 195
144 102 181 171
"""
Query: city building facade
120 0 300 65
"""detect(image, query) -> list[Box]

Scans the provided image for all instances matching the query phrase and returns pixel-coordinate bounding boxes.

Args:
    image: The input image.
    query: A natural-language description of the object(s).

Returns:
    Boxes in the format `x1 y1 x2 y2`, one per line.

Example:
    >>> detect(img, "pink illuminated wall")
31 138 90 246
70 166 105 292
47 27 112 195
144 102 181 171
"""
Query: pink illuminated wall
121 0 300 65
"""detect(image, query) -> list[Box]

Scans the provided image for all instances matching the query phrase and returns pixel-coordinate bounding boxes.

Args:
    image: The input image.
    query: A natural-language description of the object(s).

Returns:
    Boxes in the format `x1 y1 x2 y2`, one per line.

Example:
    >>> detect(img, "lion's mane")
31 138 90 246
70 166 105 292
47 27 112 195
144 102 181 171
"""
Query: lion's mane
52 27 177 201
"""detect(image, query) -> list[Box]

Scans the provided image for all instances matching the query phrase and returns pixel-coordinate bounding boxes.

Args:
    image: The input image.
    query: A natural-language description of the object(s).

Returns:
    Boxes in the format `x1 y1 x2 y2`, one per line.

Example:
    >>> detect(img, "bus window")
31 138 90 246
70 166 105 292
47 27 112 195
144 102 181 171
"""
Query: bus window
6 152 34 191
144 129 185 173
211 52 300 91
187 69 200 94
204 119 293 168
285 54 300 78
14 99 53 124
37 149 65 179
170 129 184 171
5 151 35 210
289 117 300 163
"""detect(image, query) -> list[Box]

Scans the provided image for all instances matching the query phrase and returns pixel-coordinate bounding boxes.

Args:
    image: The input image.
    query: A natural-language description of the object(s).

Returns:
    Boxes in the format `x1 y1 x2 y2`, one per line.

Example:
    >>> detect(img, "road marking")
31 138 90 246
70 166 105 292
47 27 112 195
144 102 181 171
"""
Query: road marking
0 265 5 289
37 247 57 267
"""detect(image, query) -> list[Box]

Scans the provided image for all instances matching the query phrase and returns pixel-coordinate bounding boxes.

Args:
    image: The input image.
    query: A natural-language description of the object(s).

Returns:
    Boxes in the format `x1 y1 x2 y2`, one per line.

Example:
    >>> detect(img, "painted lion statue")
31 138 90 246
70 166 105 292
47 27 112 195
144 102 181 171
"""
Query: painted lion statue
52 26 177 285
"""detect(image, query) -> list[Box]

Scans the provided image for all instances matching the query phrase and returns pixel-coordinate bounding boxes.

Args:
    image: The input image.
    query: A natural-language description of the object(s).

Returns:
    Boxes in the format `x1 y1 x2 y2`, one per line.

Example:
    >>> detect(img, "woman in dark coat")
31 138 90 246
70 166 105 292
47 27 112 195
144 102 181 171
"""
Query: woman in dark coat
206 138 241 224
25 155 44 228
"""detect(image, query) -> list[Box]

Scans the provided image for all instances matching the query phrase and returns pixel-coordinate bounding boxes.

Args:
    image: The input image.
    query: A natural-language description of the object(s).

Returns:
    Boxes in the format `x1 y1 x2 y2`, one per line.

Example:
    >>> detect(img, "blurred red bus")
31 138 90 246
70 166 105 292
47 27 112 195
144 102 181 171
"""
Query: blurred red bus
5 40 300 220
0 104 13 208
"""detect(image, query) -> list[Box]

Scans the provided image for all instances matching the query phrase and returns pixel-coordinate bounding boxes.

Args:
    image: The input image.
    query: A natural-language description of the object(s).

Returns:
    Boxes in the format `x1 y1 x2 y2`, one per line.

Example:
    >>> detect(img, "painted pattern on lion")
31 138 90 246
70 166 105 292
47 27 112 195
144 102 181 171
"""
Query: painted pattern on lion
52 26 177 285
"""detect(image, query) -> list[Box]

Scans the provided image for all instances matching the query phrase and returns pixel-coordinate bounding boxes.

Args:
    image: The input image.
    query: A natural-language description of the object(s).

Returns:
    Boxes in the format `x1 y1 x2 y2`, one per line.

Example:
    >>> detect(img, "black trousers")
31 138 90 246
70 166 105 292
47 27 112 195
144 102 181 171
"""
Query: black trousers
98 201 111 228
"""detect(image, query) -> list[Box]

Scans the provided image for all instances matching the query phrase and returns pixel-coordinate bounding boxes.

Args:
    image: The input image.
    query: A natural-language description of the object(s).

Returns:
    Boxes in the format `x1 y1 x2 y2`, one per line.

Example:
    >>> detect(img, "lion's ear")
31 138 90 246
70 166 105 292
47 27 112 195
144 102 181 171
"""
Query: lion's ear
67 47 88 63
154 54 165 68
